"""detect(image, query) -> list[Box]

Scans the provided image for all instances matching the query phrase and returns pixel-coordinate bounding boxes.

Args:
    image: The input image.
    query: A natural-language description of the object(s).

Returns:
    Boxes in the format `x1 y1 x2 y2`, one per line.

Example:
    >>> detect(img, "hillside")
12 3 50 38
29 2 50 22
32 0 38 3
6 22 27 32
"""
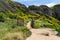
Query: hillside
0 0 27 13
0 0 60 40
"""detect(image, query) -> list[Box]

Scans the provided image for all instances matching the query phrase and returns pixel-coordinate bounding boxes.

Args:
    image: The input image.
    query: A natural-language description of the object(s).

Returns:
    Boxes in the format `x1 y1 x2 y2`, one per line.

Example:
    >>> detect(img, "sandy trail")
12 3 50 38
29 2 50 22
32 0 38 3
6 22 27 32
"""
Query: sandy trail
26 21 60 40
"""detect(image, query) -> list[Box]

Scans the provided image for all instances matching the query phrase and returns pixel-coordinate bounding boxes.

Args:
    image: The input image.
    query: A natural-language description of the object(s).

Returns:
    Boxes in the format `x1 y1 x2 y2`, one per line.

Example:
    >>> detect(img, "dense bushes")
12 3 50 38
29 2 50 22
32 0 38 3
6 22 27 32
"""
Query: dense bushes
0 23 31 40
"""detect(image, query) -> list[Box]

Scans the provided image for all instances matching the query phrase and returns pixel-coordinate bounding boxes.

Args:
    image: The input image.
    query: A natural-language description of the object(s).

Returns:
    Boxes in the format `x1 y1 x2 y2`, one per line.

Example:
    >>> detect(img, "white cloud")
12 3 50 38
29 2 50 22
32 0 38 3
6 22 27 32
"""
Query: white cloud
13 0 58 7
45 3 57 7
27 3 57 7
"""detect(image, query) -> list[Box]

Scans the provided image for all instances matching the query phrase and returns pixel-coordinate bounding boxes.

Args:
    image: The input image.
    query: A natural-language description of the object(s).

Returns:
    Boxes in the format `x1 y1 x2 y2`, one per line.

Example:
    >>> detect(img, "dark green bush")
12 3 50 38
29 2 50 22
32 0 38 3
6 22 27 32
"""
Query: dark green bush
0 13 5 22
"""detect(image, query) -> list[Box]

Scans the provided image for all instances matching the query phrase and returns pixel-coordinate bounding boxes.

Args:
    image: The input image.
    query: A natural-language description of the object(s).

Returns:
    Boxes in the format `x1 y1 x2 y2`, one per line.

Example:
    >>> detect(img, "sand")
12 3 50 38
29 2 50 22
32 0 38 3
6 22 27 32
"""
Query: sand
26 21 60 40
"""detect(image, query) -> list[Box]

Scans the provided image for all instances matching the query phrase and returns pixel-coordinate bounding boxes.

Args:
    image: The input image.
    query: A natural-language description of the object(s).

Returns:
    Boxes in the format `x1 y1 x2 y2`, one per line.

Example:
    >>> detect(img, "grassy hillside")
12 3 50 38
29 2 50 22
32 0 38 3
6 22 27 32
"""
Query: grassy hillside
0 0 60 40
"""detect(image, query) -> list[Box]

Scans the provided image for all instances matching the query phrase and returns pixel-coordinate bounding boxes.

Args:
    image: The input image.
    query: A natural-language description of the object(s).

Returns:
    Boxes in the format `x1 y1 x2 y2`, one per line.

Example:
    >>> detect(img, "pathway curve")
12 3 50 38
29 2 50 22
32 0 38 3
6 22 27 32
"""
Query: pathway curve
26 21 60 40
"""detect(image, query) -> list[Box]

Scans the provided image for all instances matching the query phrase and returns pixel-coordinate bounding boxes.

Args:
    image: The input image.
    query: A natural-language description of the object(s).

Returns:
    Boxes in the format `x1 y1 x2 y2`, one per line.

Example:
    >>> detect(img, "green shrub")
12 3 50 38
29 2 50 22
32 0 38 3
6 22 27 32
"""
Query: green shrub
0 13 6 22
41 23 54 28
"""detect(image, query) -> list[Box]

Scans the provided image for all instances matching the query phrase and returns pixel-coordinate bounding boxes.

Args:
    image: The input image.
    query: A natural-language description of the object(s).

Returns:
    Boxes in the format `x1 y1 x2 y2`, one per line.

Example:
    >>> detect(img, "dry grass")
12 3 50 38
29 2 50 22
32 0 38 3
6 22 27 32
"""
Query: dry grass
2 32 25 40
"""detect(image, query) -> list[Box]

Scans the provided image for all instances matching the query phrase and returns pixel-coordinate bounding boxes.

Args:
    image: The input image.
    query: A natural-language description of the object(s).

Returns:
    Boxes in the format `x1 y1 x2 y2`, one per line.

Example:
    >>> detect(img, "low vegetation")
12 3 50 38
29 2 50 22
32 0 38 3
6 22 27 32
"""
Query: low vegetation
0 0 60 40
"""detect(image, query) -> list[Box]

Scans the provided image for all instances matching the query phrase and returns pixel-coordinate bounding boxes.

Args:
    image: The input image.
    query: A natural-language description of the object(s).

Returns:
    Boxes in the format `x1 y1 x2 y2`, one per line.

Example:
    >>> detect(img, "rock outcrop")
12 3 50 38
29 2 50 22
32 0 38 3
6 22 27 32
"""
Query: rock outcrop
28 5 52 16
0 0 60 21
53 4 60 20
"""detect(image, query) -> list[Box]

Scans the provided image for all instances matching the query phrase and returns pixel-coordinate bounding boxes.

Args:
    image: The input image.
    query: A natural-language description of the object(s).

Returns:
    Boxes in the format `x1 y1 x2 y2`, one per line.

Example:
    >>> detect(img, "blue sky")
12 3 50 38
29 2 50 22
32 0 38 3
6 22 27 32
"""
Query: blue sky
13 0 60 7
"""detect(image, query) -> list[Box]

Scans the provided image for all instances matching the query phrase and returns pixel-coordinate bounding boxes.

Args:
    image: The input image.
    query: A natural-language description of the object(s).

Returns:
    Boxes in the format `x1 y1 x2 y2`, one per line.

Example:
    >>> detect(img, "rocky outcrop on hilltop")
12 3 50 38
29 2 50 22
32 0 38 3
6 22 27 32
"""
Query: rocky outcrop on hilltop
53 4 60 20
28 5 52 16
0 0 60 21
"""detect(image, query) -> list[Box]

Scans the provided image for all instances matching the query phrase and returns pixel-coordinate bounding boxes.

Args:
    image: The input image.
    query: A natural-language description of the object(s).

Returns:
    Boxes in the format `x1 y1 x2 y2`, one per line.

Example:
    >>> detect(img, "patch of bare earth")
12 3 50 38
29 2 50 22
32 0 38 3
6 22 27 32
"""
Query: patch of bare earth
26 21 60 40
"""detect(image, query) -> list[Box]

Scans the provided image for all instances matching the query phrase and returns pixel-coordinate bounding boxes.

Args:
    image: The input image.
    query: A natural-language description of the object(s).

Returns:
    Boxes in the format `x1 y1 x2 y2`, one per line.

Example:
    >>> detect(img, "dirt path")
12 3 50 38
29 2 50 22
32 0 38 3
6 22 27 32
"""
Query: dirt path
26 21 60 40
